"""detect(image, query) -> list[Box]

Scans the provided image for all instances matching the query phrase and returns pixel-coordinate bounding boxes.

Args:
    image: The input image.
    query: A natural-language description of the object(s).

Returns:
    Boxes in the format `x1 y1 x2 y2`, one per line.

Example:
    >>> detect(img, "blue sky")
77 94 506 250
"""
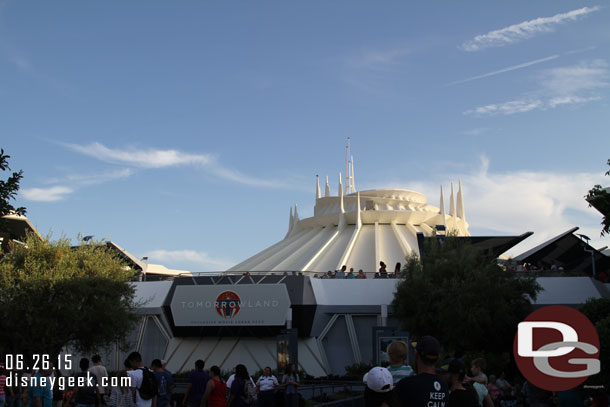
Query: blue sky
2 1 609 271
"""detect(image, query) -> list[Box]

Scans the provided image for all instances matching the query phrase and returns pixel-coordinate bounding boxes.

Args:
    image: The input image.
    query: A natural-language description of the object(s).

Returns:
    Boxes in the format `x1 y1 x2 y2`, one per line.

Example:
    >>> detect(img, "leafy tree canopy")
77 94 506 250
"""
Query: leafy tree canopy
392 237 541 354
586 159 610 237
579 297 610 385
0 233 139 358
0 148 26 226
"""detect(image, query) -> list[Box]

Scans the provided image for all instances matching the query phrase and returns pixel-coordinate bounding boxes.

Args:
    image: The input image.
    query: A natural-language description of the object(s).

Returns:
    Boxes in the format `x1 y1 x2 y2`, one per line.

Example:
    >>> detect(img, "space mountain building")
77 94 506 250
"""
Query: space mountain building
97 150 609 377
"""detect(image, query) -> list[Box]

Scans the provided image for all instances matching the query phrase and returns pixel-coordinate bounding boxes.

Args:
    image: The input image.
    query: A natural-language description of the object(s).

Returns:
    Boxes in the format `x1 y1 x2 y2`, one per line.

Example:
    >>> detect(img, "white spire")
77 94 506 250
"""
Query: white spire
351 155 356 192
457 179 465 221
285 206 294 238
439 185 447 227
449 182 456 218
316 175 321 200
325 175 331 197
345 138 355 194
338 172 346 229
293 204 300 228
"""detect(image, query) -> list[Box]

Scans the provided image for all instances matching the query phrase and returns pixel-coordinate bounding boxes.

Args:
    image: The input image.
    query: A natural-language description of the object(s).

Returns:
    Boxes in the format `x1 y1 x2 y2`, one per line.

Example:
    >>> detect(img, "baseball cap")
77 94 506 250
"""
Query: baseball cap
448 359 465 375
363 367 393 393
414 335 441 360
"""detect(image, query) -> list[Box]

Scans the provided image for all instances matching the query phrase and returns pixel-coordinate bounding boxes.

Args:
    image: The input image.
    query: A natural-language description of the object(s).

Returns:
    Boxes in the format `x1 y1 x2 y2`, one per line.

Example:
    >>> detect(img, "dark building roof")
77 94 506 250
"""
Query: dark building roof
417 232 533 258
514 227 610 276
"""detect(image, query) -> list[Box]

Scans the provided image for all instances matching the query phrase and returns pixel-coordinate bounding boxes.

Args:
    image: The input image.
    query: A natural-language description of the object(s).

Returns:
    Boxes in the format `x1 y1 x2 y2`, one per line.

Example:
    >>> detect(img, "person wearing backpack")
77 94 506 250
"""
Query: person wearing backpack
228 365 254 407
126 353 157 407
69 359 100 407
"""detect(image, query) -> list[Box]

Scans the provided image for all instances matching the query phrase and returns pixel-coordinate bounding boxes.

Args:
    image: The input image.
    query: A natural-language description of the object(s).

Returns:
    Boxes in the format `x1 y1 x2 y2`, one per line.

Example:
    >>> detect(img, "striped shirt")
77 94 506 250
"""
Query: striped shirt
387 365 414 385
0 374 6 396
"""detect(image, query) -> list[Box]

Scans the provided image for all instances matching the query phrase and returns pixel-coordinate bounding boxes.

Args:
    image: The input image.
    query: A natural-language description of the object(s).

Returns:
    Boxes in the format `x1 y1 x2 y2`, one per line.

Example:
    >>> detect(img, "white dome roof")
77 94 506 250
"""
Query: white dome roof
228 176 469 274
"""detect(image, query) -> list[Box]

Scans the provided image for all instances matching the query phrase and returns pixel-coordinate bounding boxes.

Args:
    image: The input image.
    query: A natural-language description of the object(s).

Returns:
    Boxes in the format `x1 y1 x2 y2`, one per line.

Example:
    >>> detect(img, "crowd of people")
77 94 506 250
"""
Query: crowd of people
2 345 607 407
0 353 301 407
317 262 403 279
362 336 607 407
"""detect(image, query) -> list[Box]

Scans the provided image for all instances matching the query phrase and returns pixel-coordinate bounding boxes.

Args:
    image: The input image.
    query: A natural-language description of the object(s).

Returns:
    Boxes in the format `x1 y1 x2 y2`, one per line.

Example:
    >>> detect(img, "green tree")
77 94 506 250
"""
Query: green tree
586 159 610 237
0 233 139 358
0 148 26 226
579 297 610 385
392 237 541 354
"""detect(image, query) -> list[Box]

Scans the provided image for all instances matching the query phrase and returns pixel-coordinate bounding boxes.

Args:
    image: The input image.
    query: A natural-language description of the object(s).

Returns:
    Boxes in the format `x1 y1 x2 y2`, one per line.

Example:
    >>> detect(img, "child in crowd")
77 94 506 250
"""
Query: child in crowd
363 367 396 407
386 341 414 386
487 375 501 404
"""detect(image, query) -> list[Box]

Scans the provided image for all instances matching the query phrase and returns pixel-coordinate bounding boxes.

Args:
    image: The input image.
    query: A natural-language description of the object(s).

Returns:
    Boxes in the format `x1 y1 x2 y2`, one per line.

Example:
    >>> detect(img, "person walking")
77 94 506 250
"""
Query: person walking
182 361 209 407
151 360 173 407
255 367 278 407
228 365 251 407
89 356 109 406
281 364 299 407
126 352 156 407
201 366 226 407
446 360 478 407
394 336 449 407
1 365 6 407
70 359 100 407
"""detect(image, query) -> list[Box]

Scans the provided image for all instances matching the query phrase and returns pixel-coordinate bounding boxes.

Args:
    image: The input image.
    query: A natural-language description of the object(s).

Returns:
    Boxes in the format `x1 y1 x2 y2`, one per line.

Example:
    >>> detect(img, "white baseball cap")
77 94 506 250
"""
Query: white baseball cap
363 367 393 393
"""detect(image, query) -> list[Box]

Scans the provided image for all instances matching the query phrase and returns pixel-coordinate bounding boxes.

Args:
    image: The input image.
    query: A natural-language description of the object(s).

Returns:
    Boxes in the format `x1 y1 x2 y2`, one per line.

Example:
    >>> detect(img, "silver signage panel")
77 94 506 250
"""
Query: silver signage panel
170 284 291 326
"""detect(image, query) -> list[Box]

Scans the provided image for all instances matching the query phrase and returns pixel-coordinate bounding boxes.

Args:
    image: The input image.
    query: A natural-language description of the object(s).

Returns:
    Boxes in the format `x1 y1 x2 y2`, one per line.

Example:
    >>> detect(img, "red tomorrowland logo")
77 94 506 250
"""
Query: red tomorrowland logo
215 291 241 319
513 305 600 391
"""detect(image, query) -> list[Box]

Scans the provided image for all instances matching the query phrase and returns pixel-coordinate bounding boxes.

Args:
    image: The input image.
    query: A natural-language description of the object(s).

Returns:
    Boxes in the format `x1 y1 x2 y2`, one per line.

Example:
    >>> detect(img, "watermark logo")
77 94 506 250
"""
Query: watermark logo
215 291 241 319
514 305 600 391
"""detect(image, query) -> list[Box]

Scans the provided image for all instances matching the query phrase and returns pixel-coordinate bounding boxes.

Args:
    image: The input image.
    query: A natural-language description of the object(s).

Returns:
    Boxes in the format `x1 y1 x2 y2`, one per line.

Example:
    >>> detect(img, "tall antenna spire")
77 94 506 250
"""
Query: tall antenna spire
325 175 330 197
316 175 321 200
345 138 355 194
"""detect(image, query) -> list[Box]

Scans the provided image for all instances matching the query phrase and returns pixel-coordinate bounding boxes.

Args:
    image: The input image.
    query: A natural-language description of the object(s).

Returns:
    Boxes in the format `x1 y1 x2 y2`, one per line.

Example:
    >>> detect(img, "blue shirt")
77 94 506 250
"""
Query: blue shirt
28 374 52 407
186 370 209 404
153 371 174 404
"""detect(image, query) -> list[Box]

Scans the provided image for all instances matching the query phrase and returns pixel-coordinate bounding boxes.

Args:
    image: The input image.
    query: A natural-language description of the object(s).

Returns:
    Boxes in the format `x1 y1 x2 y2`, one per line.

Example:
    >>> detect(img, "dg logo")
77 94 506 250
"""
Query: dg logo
514 305 600 391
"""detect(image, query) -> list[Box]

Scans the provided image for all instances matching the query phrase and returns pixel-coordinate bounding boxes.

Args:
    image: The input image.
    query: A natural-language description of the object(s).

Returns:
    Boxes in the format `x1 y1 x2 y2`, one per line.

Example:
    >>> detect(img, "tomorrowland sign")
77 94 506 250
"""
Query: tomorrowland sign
170 284 291 326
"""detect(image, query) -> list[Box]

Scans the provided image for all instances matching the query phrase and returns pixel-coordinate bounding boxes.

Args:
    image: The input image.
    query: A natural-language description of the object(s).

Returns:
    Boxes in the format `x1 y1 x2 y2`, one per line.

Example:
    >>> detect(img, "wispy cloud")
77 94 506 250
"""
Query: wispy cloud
465 99 544 116
21 186 74 202
540 59 609 95
352 47 411 68
147 249 235 271
465 59 609 116
64 142 214 168
2 50 74 95
341 44 412 93
45 168 134 186
446 55 559 86
63 142 288 188
460 6 600 52
460 128 491 136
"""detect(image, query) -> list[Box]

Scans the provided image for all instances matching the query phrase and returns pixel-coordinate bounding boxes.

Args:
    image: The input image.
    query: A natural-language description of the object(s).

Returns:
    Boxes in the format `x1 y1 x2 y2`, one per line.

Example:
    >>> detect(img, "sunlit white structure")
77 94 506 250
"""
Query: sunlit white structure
229 145 469 273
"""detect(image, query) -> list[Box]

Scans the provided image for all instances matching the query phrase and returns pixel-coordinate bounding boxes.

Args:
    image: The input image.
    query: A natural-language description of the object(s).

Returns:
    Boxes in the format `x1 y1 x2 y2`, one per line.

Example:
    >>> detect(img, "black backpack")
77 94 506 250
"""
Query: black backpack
138 368 158 400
